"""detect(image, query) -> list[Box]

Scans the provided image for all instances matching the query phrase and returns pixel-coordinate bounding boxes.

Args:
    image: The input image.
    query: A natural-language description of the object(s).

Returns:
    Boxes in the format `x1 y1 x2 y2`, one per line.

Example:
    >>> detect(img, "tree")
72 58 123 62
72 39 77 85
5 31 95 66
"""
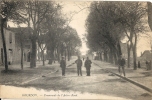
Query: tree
86 2 125 64
13 1 61 67
114 2 146 69
43 5 83 63
147 2 152 31
0 0 23 72
26 1 52 68
11 27 31 69
43 7 66 64
37 29 47 66
62 26 82 60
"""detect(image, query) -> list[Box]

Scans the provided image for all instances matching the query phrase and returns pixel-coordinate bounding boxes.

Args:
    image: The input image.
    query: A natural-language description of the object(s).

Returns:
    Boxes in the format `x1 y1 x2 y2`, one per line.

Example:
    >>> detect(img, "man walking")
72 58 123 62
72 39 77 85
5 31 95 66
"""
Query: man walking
85 57 92 76
83 57 85 61
118 55 126 77
60 56 66 76
75 56 83 76
145 60 149 70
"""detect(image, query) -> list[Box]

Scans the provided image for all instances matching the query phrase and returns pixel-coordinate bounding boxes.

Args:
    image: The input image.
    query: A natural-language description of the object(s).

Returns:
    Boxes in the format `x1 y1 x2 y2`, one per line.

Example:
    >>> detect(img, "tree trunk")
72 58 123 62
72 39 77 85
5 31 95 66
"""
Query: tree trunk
61 50 64 57
98 52 100 60
42 50 45 66
147 2 152 31
61 44 64 57
130 40 136 70
109 47 113 63
65 48 67 61
38 46 40 62
117 41 122 57
57 46 60 62
21 42 24 70
67 47 70 61
30 38 37 68
127 43 131 68
114 52 118 65
99 52 102 61
133 46 137 70
69 47 71 60
104 51 108 62
48 51 54 64
133 33 138 70
1 18 8 72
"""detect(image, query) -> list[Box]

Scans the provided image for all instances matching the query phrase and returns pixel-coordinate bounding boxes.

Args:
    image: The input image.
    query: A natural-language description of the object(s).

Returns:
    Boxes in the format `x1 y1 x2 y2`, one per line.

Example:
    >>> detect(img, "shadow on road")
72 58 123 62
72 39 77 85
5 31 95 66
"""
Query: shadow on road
103 78 127 83
141 72 152 77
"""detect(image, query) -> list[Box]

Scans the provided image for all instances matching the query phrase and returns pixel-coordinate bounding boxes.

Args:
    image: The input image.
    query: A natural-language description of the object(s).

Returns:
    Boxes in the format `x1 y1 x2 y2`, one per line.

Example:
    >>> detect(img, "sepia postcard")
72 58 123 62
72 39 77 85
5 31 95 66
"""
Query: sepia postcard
0 0 152 100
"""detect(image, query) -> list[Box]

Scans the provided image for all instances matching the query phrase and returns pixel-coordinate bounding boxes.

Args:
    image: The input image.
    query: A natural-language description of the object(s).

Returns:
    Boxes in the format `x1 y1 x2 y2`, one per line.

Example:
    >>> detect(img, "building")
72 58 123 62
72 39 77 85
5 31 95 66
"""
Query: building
140 50 152 60
0 28 16 65
10 27 32 63
0 27 32 65
120 42 133 59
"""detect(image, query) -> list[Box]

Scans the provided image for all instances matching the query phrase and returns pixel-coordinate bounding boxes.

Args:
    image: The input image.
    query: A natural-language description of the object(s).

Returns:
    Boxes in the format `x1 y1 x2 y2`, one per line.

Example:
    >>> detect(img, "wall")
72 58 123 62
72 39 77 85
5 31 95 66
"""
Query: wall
0 28 16 64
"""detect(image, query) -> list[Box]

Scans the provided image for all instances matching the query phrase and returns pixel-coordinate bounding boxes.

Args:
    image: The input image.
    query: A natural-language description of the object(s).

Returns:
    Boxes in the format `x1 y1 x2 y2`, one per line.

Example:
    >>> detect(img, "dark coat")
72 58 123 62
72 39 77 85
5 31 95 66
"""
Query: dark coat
85 59 92 68
118 58 125 66
60 60 66 68
146 61 148 65
75 59 82 67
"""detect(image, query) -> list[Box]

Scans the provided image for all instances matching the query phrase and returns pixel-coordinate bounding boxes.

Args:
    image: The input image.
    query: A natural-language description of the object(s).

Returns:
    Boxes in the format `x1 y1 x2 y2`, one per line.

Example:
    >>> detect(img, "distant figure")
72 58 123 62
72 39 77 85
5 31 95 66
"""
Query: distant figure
27 52 30 62
85 57 92 76
118 55 126 77
138 61 141 68
60 56 66 76
75 56 83 76
83 57 85 61
145 60 149 70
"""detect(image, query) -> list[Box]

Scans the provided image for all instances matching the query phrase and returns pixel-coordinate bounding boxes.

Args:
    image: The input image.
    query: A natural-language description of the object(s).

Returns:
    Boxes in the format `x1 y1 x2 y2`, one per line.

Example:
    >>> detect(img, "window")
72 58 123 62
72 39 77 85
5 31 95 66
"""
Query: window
9 32 12 43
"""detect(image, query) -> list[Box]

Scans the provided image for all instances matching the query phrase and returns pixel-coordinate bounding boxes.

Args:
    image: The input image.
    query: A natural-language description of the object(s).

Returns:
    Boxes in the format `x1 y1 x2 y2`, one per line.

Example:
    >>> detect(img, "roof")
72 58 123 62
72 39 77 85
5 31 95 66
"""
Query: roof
141 50 152 57
9 27 33 37
9 27 33 32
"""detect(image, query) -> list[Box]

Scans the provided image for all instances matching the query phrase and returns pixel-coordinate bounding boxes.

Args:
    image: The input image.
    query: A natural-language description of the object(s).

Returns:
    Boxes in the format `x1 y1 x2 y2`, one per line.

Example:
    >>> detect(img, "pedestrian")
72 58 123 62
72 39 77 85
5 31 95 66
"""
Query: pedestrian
145 60 149 70
83 57 84 61
138 61 141 68
85 57 92 76
118 55 126 77
75 56 83 76
60 56 66 76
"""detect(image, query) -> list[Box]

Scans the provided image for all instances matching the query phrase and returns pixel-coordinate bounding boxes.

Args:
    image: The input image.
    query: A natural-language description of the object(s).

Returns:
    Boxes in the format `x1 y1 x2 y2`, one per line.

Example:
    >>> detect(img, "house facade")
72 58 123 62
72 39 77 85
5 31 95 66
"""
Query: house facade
0 27 32 65
10 27 32 63
140 50 152 60
0 28 16 65
120 42 133 59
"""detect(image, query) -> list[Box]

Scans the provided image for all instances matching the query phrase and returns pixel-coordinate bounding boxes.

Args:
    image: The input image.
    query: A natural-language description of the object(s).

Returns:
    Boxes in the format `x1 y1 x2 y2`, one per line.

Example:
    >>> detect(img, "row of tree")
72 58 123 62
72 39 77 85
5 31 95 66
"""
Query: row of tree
0 0 81 72
86 2 150 69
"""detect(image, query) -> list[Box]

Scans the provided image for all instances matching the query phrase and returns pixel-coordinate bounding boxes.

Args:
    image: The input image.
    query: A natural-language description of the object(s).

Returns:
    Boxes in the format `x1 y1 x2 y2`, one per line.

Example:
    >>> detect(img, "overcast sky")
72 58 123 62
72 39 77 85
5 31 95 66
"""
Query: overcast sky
61 1 91 55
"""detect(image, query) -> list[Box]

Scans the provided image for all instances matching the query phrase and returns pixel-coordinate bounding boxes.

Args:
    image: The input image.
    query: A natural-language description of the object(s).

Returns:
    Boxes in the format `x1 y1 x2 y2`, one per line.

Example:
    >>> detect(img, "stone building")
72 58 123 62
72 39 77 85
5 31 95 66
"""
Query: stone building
120 42 133 59
0 27 32 65
0 28 16 65
140 50 152 60
10 27 32 63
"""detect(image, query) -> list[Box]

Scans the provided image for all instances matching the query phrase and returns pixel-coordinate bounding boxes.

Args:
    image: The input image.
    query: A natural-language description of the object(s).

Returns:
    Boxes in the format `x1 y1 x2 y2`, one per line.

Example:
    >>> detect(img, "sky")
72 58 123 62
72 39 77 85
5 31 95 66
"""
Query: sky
60 1 90 55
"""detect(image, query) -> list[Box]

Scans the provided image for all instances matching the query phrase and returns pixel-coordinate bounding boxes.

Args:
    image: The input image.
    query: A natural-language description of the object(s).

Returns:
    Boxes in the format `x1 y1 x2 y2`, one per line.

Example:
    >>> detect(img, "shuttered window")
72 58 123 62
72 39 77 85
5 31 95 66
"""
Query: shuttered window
9 32 12 43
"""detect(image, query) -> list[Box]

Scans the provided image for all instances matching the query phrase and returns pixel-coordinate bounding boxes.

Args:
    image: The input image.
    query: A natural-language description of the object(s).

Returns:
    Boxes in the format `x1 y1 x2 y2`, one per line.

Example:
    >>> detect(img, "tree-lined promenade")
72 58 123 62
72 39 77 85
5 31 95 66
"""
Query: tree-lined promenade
0 0 81 72
0 1 152 99
86 2 152 70
0 1 152 72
